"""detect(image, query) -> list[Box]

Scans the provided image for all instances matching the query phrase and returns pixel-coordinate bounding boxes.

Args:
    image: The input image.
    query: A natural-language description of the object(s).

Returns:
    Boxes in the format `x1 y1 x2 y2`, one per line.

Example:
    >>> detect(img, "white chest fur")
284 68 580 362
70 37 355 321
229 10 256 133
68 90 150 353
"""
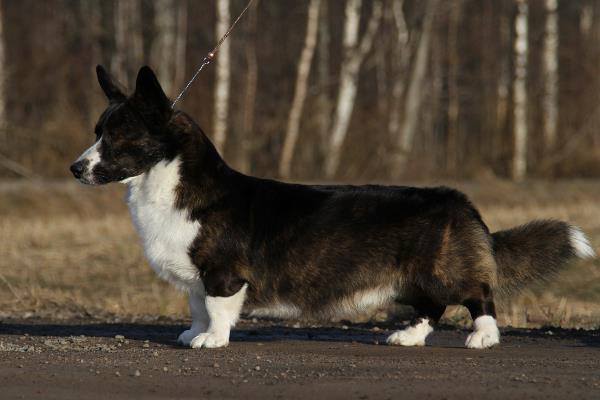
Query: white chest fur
125 157 201 290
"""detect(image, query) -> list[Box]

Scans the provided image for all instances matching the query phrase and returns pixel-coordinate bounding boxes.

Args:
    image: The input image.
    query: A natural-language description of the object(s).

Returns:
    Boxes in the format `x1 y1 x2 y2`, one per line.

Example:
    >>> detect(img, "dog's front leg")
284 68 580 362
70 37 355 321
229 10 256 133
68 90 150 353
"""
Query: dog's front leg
177 284 210 346
189 283 248 349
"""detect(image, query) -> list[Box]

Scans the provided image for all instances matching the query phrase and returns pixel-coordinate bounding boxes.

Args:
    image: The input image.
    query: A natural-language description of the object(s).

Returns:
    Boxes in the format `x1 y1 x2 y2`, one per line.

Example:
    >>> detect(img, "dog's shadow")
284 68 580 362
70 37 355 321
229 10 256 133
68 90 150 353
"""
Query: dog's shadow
0 319 394 347
1 319 599 348
0 321 183 345
232 323 391 345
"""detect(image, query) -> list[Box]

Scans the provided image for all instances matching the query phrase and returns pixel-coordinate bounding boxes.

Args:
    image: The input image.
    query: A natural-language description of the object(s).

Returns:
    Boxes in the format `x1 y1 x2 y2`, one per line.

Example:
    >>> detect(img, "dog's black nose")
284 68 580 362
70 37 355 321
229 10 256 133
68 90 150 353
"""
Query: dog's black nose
70 162 84 179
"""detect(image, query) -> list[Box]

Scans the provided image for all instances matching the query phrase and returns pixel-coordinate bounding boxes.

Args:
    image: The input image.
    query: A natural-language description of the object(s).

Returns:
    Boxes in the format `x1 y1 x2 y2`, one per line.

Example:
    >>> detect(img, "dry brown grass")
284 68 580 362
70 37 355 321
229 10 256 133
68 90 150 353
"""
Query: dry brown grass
0 179 599 328
0 181 187 320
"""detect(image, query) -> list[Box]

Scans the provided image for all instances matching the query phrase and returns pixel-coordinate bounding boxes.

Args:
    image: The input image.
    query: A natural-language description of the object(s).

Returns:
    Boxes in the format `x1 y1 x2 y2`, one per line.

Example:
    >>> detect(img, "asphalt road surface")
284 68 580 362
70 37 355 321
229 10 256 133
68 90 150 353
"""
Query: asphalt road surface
0 318 599 399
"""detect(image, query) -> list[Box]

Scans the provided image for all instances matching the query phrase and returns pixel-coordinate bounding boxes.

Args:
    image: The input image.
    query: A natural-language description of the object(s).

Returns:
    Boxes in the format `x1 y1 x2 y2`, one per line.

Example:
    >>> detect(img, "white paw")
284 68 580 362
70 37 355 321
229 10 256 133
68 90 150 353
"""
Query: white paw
386 330 426 346
177 328 204 346
387 319 433 347
465 329 500 348
190 332 229 349
465 316 500 349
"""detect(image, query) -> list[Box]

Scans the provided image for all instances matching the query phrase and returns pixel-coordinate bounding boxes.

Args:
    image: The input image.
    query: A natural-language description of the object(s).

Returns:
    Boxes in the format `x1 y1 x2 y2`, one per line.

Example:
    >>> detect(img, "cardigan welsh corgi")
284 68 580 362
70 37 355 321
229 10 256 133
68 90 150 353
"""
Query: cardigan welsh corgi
70 66 596 349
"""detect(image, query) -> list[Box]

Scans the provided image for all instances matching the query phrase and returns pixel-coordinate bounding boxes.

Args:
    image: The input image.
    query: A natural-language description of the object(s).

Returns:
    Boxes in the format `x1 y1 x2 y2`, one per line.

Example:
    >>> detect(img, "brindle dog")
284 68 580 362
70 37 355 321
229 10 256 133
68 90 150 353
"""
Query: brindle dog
71 66 595 349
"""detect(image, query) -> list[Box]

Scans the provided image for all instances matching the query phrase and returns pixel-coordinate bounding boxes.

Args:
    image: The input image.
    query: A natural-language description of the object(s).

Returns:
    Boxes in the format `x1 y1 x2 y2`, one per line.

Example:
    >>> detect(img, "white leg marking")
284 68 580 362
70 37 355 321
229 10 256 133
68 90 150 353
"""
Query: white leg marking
386 318 433 347
190 284 248 349
177 286 210 346
569 226 596 259
465 315 500 349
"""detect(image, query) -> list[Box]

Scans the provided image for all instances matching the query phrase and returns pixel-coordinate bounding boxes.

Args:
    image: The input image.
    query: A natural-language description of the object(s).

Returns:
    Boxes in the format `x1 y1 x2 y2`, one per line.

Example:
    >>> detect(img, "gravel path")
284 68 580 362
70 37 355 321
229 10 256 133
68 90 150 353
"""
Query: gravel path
1 318 599 399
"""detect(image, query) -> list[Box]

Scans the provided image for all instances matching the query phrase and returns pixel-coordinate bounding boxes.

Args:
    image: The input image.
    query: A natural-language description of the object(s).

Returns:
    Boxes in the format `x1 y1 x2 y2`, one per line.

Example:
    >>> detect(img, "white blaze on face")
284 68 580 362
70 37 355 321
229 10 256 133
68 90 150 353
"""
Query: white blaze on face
76 138 102 181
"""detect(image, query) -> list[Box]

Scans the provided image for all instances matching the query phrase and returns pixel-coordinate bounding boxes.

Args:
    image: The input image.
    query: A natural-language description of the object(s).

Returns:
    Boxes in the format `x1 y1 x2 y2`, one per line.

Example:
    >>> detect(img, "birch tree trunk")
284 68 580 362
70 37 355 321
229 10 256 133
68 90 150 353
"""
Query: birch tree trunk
279 0 321 179
213 0 231 154
391 0 439 175
240 0 258 174
316 0 331 158
446 0 462 174
374 36 387 115
325 0 383 178
173 1 188 93
542 0 558 152
81 1 103 118
512 0 529 181
151 0 177 96
496 6 511 157
112 0 143 88
151 0 188 97
388 0 410 140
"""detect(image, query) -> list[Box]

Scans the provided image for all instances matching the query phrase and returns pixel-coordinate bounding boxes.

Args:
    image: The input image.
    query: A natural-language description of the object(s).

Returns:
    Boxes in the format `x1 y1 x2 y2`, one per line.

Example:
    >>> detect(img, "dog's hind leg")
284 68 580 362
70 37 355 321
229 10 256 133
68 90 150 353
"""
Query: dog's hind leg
463 283 500 349
387 298 446 346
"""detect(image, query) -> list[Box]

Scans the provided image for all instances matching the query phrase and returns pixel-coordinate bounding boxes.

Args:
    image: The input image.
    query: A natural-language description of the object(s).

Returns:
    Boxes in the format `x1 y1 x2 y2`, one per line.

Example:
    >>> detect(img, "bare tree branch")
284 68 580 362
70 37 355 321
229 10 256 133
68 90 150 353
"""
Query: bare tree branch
543 0 559 152
240 0 259 174
325 0 383 178
0 152 38 179
391 0 439 176
279 0 321 179
112 0 143 87
213 0 231 154
512 0 529 181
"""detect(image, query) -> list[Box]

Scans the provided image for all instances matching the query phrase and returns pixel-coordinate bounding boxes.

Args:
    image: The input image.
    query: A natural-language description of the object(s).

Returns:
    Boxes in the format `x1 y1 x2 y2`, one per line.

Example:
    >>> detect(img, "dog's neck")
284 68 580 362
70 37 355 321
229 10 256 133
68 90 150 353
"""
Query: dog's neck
125 111 240 215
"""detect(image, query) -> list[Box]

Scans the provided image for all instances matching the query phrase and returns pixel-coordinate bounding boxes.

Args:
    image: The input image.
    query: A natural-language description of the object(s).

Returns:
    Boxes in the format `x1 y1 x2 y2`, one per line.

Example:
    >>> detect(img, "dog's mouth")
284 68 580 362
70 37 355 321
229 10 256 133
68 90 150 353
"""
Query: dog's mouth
82 171 138 186
72 168 113 186
76 176 96 185
88 172 120 185
77 175 109 185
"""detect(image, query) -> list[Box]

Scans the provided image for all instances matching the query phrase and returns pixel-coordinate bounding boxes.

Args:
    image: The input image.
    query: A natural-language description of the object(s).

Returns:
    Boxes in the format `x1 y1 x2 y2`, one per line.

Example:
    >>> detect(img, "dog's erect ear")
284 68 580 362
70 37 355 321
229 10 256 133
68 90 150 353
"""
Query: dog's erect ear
96 65 126 102
133 66 171 114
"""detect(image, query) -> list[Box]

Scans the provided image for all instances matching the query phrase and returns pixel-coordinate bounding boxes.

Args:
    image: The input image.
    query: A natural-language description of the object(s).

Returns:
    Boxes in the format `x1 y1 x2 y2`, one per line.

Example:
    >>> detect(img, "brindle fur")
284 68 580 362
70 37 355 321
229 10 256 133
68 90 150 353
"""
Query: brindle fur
73 66 592 331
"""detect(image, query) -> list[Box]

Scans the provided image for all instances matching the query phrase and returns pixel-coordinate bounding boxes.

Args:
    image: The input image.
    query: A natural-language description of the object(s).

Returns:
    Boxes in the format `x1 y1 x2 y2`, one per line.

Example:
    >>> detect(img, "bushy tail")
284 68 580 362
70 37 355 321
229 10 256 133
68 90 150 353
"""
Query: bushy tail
492 220 596 295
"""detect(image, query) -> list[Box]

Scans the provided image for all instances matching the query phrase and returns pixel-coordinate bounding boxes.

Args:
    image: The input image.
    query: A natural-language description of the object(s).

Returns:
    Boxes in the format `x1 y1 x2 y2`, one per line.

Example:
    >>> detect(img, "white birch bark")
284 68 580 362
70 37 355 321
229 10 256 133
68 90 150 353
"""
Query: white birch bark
213 0 231 154
279 0 321 179
112 0 143 88
392 0 439 173
542 0 558 151
512 0 528 181
325 0 383 178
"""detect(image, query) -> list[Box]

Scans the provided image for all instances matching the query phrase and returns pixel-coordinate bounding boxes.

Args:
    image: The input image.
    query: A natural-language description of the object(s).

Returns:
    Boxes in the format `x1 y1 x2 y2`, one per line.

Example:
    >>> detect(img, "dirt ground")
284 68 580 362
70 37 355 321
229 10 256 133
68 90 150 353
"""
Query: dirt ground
1 180 599 398
0 317 599 400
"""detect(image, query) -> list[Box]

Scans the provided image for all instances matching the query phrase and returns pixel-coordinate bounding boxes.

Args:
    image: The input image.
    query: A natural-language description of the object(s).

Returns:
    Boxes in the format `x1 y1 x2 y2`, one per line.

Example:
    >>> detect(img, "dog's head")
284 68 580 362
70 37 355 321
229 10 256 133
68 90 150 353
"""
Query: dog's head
70 66 174 185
